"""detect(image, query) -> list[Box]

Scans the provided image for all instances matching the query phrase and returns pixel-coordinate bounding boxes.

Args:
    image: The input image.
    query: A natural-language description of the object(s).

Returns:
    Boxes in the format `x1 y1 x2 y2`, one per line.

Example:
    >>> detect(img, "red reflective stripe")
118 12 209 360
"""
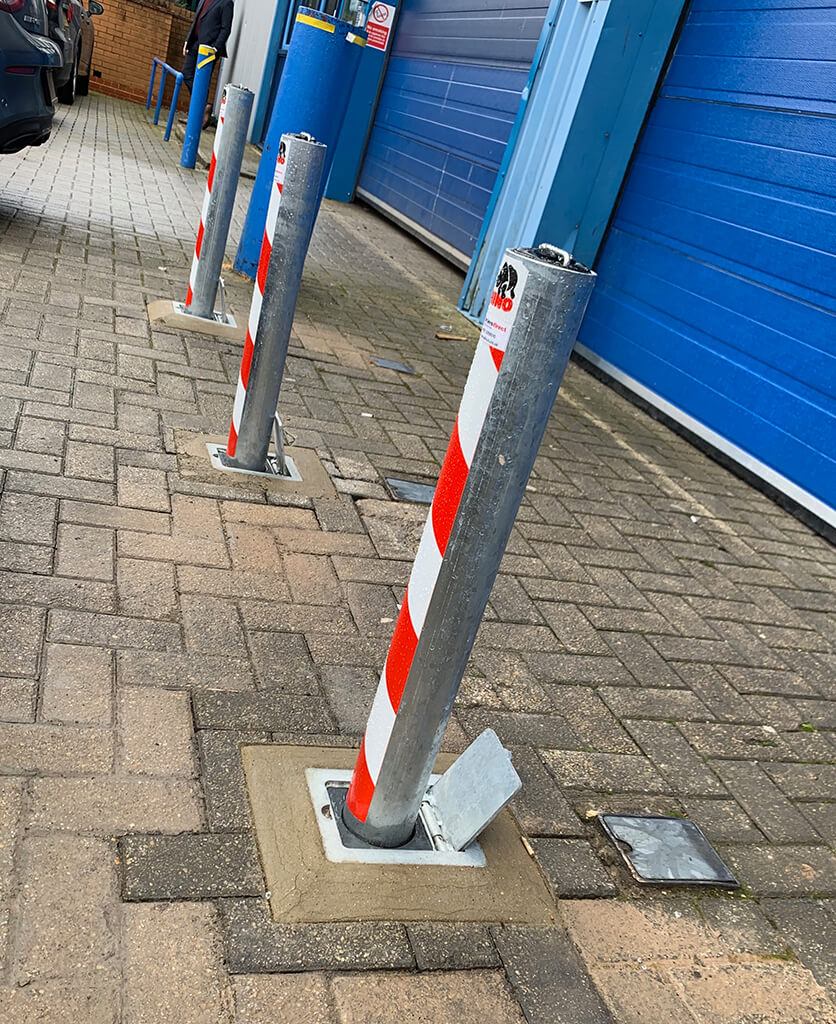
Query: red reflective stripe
207 154 217 193
346 742 375 822
430 420 468 556
489 346 504 372
256 236 271 295
240 334 254 388
185 285 193 306
195 221 205 260
384 592 419 710
227 423 238 456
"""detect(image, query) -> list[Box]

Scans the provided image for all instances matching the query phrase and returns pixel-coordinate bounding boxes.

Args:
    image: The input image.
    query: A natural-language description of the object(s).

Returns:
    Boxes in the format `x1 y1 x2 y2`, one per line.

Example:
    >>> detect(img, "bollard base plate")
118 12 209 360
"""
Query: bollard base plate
146 300 247 341
242 744 555 924
306 769 486 868
206 443 302 482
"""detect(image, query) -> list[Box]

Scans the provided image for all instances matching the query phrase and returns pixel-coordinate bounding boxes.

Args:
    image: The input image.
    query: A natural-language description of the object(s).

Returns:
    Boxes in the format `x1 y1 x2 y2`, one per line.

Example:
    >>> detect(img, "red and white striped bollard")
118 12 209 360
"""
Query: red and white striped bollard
344 245 596 848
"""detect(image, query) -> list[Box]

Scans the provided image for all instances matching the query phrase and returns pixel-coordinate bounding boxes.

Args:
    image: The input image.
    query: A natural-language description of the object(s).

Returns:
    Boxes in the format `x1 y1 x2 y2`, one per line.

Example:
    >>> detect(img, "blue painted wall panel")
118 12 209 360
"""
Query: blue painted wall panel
579 1 836 516
359 0 550 258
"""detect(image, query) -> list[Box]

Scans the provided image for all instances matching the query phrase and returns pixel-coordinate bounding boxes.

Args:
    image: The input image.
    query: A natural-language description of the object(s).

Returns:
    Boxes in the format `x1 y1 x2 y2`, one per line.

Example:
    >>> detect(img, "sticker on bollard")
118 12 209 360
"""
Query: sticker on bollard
343 244 596 850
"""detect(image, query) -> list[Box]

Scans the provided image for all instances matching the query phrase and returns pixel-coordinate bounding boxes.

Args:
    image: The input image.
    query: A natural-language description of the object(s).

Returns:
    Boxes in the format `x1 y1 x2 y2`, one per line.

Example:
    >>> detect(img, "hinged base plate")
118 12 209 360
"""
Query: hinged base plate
206 443 302 482
146 299 246 341
307 769 486 867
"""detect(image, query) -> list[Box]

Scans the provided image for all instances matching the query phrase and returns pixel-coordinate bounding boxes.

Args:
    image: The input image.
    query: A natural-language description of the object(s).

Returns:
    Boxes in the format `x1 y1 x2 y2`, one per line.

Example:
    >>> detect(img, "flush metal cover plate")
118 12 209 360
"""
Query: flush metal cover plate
600 814 739 888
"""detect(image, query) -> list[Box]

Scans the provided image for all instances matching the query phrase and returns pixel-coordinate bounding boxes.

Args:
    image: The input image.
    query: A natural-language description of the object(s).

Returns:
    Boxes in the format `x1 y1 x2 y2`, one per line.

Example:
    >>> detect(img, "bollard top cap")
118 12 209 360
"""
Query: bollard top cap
514 244 593 275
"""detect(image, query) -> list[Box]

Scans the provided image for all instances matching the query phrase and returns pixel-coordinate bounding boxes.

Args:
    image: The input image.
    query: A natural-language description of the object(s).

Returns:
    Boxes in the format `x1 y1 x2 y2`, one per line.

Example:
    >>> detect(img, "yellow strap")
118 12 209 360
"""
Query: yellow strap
296 12 335 32
197 45 217 69
346 32 366 46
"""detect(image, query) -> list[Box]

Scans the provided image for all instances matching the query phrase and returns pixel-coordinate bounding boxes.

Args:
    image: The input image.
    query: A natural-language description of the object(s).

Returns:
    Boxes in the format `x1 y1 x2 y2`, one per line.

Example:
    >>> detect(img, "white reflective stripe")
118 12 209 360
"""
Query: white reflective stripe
405 518 443 636
200 183 212 221
363 672 396 783
231 374 247 432
247 287 263 341
457 339 498 466
264 180 282 242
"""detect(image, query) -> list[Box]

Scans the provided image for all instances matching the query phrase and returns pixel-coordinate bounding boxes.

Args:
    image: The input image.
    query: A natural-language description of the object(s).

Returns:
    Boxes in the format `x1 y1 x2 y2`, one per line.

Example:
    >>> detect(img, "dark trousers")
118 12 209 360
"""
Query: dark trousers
182 48 198 92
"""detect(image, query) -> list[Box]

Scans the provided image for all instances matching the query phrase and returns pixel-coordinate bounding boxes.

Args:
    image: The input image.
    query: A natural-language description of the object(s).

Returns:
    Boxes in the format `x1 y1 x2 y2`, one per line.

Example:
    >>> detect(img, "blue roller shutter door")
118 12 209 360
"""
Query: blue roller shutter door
578 0 836 523
358 0 550 263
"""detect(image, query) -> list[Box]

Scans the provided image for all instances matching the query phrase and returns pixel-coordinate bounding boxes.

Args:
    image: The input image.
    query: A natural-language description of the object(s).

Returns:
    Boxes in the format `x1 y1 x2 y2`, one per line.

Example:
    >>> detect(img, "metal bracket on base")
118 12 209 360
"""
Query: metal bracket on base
307 730 520 865
172 301 237 329
206 442 302 481
146 299 246 341
306 769 487 867
425 729 522 852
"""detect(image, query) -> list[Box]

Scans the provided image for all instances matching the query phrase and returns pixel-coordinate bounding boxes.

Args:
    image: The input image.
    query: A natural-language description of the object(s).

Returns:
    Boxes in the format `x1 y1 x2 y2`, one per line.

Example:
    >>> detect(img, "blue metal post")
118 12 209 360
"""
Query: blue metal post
153 65 167 126
325 1 400 202
181 44 217 169
166 75 183 142
146 59 158 111
234 8 366 278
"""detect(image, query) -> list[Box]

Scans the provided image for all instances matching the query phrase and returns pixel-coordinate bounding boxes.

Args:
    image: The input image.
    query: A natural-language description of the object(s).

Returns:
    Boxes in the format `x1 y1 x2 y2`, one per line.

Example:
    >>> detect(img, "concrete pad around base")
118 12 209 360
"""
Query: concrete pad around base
147 300 247 342
243 744 555 925
175 432 336 499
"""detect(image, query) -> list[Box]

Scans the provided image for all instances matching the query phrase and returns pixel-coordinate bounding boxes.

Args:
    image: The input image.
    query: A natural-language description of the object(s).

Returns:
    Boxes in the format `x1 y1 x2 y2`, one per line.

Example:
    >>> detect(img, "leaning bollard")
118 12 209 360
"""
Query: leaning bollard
343 245 597 849
226 133 327 472
181 44 217 169
185 84 254 321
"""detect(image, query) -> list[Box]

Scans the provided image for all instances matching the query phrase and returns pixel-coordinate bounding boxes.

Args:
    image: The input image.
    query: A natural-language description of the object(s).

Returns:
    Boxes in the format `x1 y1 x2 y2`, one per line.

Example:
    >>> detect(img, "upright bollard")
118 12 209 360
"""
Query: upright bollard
226 133 326 472
185 85 254 321
234 8 365 278
343 245 596 849
181 44 217 169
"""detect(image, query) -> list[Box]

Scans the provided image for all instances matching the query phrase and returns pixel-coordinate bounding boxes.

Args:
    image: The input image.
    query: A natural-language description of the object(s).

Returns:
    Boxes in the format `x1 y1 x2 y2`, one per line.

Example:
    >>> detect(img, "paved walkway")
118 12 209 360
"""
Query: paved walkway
0 95 834 1024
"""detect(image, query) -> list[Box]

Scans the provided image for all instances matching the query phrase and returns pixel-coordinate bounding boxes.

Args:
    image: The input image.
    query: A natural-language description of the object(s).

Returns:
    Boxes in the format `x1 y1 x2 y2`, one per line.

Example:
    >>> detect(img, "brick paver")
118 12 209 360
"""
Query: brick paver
0 95 833 1021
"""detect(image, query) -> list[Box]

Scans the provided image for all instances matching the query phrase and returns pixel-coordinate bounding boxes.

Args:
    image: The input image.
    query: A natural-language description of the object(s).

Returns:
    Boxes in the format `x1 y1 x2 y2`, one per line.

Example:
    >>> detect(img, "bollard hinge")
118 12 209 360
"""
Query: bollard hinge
424 729 522 852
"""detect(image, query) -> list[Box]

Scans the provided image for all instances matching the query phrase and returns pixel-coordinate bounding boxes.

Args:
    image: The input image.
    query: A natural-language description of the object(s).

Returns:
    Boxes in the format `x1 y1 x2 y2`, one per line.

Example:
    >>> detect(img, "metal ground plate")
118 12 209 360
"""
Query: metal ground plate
306 769 486 867
600 813 739 888
385 477 436 504
172 301 237 328
206 443 302 482
373 357 417 375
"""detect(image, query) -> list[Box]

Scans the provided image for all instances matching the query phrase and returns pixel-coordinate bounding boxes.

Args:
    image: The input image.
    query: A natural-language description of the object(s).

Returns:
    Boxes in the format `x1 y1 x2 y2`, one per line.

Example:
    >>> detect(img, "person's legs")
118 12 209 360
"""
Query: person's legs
181 49 197 93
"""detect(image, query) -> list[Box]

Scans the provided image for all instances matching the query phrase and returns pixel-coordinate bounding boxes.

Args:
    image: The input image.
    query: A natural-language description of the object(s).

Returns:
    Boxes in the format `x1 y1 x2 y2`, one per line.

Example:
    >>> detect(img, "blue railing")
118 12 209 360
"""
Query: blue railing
146 58 185 142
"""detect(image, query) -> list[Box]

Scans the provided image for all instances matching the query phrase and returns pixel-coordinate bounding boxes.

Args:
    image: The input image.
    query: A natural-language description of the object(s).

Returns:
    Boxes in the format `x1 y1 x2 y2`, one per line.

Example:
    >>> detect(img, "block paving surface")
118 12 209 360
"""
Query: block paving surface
0 95 833 1022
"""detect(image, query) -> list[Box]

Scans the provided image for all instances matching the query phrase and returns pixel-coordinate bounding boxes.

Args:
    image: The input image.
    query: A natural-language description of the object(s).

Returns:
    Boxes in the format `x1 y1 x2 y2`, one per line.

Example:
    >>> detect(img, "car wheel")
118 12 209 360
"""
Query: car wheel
76 72 90 96
58 50 78 105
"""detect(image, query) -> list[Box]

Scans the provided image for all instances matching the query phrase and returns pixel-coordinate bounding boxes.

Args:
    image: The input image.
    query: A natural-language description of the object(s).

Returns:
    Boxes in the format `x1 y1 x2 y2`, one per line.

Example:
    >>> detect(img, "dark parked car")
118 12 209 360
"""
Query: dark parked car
0 0 63 152
46 0 102 104
75 0 100 95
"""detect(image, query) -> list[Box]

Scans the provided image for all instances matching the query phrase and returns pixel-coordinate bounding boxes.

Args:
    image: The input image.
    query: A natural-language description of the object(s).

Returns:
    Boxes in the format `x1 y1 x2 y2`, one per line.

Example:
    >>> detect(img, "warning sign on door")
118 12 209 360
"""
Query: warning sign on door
366 2 395 51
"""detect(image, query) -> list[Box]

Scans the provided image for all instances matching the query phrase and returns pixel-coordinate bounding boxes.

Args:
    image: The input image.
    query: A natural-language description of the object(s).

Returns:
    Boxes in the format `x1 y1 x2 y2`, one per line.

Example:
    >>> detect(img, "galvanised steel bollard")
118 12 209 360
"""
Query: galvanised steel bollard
226 134 326 471
343 245 596 848
181 44 217 169
234 8 365 279
185 84 254 321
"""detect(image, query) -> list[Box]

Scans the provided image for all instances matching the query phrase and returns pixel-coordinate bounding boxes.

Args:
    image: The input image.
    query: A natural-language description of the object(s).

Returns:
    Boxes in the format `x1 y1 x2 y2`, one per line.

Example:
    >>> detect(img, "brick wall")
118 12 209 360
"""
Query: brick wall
90 0 217 112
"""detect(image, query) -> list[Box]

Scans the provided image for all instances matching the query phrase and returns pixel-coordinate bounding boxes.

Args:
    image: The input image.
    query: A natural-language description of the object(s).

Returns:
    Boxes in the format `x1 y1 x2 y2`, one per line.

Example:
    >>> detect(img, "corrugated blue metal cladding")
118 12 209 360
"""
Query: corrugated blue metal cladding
353 0 835 527
577 0 836 527
357 1 551 263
